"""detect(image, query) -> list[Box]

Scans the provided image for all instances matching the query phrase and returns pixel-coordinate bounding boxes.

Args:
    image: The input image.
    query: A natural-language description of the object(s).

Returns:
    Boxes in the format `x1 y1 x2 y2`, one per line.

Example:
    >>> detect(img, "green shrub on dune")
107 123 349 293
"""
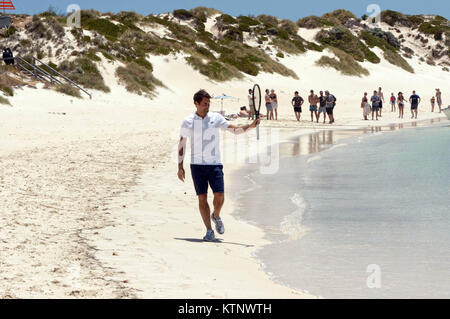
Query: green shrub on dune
297 15 336 29
0 96 11 105
185 56 242 82
316 47 370 77
173 9 194 20
316 26 380 63
56 84 82 98
322 9 357 25
115 62 164 98
383 50 414 73
58 58 110 92
419 22 450 40
361 30 414 73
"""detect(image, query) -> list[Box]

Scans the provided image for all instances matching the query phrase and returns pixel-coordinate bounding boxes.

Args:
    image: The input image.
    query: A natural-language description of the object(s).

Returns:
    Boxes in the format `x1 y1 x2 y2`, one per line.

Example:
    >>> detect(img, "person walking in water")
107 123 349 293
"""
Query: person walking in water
370 90 380 121
390 93 396 112
269 89 278 120
398 92 405 119
265 89 273 120
436 88 442 113
362 92 371 120
178 89 260 241
308 90 319 123
409 90 421 119
292 91 304 121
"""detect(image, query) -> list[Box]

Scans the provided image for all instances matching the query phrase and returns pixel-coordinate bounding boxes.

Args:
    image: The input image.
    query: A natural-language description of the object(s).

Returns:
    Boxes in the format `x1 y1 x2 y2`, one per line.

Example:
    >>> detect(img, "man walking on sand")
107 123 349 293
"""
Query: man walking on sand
178 89 260 242
409 90 421 119
308 90 319 123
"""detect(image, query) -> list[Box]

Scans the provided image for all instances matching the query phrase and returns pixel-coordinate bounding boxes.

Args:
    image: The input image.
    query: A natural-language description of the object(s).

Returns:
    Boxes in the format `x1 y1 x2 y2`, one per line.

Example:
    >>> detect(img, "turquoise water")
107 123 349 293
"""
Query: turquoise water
232 122 450 298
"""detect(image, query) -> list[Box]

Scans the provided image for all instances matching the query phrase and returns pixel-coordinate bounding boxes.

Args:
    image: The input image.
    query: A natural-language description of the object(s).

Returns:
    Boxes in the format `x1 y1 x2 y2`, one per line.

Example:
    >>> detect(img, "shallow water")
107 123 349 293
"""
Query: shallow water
230 120 450 298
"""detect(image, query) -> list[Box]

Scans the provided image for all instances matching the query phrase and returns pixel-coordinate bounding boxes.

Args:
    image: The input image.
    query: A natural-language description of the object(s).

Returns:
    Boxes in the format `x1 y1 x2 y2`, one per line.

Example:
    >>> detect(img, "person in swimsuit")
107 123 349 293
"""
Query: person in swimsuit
248 89 256 120
398 92 405 119
265 89 273 120
308 90 319 122
270 89 278 121
431 96 436 112
436 88 442 113
362 92 370 120
318 91 327 124
390 93 396 112
292 91 304 122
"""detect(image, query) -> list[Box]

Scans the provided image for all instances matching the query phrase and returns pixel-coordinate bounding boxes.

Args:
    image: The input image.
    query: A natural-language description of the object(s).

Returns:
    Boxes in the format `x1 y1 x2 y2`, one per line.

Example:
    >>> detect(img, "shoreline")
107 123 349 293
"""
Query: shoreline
234 118 450 298
224 115 448 297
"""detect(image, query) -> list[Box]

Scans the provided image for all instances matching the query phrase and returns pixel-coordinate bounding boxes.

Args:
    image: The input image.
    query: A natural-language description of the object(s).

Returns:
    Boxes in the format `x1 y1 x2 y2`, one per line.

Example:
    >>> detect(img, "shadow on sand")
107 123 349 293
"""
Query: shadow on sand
174 238 254 247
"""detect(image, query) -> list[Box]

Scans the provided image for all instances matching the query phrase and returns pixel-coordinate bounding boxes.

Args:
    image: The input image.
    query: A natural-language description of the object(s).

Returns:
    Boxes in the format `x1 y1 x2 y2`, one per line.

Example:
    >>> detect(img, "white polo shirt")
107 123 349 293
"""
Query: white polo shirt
180 112 230 165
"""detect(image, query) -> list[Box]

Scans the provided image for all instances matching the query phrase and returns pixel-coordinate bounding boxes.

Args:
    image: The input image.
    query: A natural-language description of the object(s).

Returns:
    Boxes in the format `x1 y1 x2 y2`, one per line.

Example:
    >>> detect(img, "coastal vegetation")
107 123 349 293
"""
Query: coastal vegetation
316 47 370 77
2 7 447 98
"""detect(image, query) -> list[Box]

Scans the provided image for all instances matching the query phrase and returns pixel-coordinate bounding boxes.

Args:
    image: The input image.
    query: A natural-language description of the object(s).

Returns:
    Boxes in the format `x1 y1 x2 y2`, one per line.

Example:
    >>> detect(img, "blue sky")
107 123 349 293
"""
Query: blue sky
7 0 450 20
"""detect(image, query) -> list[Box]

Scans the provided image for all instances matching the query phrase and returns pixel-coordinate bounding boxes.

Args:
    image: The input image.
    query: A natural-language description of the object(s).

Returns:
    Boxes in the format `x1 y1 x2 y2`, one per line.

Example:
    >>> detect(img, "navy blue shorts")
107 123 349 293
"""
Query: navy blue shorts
190 165 224 195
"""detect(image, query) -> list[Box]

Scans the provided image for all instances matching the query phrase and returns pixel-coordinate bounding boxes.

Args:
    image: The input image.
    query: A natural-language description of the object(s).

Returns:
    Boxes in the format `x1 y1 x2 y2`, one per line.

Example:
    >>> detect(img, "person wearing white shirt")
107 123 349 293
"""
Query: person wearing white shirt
178 89 260 241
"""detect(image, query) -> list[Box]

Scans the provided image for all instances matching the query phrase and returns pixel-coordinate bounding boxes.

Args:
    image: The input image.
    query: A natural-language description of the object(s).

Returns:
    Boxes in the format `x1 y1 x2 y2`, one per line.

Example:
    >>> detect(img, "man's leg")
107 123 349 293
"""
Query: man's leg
198 194 212 230
213 193 225 219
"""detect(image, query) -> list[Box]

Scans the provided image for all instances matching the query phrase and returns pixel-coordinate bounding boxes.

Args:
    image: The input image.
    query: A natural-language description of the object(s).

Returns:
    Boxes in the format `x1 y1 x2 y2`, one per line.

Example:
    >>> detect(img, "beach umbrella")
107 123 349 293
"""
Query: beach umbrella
212 94 238 114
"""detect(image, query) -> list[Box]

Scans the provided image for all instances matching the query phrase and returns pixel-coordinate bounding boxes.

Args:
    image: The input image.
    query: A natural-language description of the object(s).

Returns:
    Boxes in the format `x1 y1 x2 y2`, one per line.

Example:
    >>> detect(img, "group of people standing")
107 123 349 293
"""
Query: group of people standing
291 90 337 124
361 87 443 121
246 88 279 121
247 88 338 124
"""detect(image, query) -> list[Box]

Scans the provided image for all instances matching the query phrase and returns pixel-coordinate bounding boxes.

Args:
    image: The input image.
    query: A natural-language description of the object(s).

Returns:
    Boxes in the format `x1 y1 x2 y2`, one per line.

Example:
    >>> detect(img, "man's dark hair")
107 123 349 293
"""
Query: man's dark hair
295 91 299 94
194 89 211 104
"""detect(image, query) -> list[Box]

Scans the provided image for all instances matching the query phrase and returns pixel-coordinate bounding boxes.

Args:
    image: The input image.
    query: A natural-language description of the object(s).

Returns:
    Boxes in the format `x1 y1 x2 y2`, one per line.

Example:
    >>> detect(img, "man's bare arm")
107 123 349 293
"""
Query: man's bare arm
178 137 187 182
226 119 260 135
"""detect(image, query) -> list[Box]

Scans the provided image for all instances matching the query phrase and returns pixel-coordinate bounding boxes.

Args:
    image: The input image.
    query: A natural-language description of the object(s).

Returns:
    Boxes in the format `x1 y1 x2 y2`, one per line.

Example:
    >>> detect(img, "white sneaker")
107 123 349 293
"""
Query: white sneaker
211 213 225 235
203 230 216 242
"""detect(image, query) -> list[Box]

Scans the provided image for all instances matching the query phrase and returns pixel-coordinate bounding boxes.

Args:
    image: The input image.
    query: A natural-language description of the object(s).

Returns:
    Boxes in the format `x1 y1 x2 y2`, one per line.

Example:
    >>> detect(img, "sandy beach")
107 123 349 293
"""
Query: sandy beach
1 14 449 297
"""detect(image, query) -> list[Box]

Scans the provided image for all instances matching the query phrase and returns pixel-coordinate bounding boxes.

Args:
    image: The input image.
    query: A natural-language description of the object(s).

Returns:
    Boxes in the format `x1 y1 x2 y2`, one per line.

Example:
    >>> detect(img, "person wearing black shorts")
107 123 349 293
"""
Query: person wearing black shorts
318 91 327 124
292 91 304 121
178 90 260 241
409 90 421 119
325 91 336 124
378 87 385 117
